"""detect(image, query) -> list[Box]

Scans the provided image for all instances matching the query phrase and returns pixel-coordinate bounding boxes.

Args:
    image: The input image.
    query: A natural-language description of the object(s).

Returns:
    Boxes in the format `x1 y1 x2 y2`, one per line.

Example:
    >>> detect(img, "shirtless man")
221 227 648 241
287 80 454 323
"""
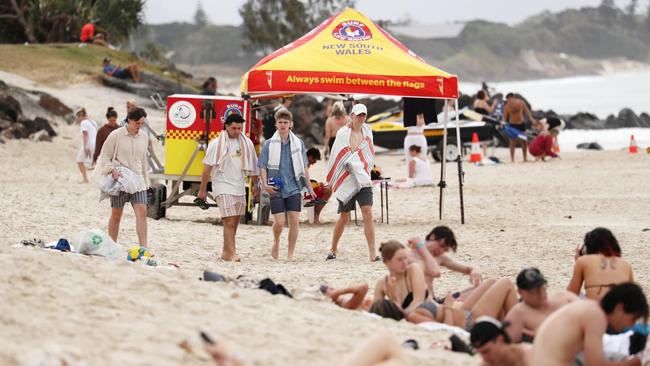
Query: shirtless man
505 268 578 342
533 282 648 366
471 316 533 366
407 226 482 295
502 93 536 163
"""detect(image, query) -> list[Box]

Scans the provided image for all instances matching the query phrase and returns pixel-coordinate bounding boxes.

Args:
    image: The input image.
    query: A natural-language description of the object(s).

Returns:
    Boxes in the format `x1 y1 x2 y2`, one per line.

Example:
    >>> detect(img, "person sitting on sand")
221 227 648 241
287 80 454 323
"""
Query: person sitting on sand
471 316 533 366
371 240 438 323
390 145 433 188
529 117 564 161
505 267 578 343
306 147 332 224
567 227 634 300
533 282 648 366
406 226 483 295
102 57 141 83
406 277 519 329
320 283 371 311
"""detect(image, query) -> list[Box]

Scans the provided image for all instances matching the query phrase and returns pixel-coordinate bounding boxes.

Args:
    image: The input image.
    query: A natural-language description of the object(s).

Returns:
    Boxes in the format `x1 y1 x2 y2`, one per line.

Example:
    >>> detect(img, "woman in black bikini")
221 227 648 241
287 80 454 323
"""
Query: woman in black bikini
567 227 634 300
371 241 438 323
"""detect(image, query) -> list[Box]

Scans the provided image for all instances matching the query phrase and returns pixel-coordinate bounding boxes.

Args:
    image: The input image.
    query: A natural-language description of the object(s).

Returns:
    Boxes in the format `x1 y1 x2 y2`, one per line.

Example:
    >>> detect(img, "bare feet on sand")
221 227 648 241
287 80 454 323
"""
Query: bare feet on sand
271 243 279 259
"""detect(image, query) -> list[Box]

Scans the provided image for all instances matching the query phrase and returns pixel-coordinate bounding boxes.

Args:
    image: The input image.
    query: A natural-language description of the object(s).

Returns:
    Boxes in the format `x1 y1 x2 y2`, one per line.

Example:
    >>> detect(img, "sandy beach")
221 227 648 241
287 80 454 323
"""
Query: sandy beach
1 72 650 365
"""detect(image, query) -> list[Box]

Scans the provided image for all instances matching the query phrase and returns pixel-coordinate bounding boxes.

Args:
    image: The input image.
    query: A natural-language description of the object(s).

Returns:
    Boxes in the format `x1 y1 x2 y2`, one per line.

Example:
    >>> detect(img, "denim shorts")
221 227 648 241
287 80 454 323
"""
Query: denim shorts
270 193 301 214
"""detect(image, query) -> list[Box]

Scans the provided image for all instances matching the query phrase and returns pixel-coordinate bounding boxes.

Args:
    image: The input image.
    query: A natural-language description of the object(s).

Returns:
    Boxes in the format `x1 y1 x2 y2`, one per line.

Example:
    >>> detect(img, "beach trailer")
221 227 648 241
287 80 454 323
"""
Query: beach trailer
147 94 252 220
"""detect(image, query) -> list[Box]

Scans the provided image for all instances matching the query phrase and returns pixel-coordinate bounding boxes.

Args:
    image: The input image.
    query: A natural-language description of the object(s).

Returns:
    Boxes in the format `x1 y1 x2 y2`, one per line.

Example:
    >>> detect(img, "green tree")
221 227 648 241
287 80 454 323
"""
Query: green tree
193 2 208 27
239 0 355 53
0 0 144 44
625 0 638 31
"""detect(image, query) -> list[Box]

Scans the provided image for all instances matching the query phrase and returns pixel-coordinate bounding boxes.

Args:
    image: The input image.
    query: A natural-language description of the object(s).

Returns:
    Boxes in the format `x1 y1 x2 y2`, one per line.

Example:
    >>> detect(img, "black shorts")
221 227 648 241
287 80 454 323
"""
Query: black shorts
338 187 373 213
270 193 301 214
509 123 526 132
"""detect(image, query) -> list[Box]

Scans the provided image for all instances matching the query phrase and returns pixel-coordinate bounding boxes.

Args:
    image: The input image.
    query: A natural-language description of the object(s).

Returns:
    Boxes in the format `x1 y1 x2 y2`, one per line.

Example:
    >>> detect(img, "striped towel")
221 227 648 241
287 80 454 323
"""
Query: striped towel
326 124 374 205
210 131 259 176
268 130 306 184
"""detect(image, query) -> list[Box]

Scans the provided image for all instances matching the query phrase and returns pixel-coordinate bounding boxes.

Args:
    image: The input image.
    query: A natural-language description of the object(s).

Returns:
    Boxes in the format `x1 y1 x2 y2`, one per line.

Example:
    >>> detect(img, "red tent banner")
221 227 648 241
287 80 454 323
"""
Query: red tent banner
241 8 458 99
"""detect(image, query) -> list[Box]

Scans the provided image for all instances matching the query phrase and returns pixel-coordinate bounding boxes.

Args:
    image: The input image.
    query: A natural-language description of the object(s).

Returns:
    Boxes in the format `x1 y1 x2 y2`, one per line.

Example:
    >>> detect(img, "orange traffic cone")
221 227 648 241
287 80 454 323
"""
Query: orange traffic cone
629 134 638 154
470 132 482 163
552 136 560 154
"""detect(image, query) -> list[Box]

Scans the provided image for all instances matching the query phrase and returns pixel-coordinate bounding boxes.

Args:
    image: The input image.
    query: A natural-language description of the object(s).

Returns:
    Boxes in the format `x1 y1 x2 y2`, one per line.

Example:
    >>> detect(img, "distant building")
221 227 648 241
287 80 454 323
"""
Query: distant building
387 23 466 39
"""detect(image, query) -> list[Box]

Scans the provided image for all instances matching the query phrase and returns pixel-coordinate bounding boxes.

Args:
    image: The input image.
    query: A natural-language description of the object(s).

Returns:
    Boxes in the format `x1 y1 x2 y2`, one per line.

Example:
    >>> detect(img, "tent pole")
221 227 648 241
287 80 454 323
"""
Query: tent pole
454 99 465 224
438 100 449 220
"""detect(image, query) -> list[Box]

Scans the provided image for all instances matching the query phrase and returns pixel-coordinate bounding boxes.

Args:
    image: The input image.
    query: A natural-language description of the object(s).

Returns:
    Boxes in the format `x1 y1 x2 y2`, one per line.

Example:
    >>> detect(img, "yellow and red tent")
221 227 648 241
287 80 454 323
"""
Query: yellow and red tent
240 8 458 99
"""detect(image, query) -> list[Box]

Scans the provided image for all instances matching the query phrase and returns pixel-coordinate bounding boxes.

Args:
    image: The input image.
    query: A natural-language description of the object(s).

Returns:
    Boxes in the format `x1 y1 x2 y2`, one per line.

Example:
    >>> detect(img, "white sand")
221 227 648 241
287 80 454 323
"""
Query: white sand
1 73 649 365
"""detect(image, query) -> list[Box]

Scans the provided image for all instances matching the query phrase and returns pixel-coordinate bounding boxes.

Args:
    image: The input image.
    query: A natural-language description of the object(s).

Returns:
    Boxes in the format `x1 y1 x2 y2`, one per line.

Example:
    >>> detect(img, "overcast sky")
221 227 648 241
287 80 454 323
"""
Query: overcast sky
144 0 640 26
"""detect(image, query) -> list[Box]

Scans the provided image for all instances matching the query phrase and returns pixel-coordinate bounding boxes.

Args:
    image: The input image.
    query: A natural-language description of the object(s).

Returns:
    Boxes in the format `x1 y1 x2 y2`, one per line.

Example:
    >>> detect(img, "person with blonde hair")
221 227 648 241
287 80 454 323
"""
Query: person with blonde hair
75 107 97 183
323 100 350 159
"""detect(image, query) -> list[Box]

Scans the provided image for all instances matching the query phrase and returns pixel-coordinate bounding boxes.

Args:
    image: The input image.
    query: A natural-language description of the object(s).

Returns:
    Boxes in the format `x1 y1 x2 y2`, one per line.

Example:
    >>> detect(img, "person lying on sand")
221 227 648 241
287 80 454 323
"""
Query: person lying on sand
406 278 518 330
406 226 483 295
567 227 634 300
320 283 371 310
533 282 648 366
505 267 578 342
203 332 409 366
102 57 141 83
471 316 533 366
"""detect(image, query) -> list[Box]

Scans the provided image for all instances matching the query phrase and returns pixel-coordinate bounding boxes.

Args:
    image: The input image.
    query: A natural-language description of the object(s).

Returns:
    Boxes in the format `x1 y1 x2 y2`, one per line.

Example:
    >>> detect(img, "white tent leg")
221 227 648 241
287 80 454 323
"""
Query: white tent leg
437 100 449 220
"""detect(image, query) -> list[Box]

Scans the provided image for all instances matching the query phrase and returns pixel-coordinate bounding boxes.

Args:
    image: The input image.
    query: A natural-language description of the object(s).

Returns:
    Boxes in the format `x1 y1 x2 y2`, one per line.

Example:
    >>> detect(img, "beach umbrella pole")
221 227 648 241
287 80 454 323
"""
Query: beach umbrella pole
454 99 465 224
438 101 449 220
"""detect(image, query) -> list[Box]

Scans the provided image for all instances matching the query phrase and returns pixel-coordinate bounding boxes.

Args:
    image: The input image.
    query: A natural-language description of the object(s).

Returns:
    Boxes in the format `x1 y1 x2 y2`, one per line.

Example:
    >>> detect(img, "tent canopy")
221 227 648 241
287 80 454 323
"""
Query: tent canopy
241 8 458 100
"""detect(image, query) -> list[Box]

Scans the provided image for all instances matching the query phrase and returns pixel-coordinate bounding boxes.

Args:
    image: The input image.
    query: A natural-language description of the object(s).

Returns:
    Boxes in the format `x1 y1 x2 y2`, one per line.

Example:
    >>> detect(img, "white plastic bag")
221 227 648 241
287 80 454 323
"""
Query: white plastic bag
77 229 122 260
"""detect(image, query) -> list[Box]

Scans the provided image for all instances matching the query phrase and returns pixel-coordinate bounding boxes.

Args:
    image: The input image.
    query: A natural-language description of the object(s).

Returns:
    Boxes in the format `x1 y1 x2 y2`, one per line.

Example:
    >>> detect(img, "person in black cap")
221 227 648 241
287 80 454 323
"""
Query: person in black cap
504 268 578 343
470 316 533 366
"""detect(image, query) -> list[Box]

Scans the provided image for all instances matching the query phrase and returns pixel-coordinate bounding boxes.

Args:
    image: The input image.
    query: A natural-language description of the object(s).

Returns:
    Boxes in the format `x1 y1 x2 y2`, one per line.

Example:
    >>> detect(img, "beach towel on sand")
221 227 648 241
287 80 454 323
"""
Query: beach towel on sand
326 124 374 205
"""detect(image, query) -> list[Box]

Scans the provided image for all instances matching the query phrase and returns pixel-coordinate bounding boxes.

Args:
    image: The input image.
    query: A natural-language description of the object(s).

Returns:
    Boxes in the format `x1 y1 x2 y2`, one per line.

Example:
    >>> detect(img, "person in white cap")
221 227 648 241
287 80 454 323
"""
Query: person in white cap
325 103 378 262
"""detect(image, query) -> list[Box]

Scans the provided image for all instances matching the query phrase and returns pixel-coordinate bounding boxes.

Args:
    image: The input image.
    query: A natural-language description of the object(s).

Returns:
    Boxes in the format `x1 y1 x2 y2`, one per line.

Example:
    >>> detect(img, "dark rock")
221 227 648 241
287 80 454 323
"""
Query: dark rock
576 142 603 150
39 94 73 117
639 113 650 128
616 108 642 128
0 137 4 144
0 80 6 90
18 117 57 137
0 95 22 121
567 112 605 129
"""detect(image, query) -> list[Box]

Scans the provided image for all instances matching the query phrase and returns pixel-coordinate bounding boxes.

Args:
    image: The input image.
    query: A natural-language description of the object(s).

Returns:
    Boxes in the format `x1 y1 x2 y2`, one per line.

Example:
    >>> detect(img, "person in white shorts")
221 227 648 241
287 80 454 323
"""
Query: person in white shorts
75 107 97 183
199 113 259 262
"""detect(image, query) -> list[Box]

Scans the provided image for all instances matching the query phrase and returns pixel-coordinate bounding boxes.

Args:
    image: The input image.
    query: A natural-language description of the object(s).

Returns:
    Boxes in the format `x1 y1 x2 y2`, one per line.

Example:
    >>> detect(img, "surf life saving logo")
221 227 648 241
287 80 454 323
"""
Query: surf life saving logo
332 20 372 41
220 103 244 124
168 101 196 129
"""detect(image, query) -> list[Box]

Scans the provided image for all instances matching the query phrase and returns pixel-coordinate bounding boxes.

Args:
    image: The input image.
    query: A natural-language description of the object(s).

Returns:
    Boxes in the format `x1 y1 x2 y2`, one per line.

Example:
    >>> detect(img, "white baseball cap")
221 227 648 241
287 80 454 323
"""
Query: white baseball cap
351 104 367 116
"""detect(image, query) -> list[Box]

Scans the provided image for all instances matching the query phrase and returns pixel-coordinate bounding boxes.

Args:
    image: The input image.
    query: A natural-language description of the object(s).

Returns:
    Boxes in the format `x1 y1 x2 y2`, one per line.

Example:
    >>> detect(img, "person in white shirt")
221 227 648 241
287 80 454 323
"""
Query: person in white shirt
198 113 259 262
75 107 97 183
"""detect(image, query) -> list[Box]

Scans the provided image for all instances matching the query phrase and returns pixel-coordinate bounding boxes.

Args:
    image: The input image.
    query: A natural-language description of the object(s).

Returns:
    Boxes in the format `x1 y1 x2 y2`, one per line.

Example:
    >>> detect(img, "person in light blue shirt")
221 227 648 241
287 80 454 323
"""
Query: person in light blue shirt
258 107 314 260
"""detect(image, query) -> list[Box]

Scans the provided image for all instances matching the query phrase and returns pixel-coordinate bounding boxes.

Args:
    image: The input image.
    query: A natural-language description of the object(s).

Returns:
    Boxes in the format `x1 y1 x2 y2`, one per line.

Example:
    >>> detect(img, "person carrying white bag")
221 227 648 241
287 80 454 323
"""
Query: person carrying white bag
95 107 150 248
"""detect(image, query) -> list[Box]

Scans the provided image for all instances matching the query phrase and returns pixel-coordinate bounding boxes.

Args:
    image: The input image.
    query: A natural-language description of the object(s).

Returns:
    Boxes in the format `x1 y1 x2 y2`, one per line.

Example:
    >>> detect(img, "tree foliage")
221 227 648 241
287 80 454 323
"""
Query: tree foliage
239 0 355 53
193 2 208 27
0 0 144 44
